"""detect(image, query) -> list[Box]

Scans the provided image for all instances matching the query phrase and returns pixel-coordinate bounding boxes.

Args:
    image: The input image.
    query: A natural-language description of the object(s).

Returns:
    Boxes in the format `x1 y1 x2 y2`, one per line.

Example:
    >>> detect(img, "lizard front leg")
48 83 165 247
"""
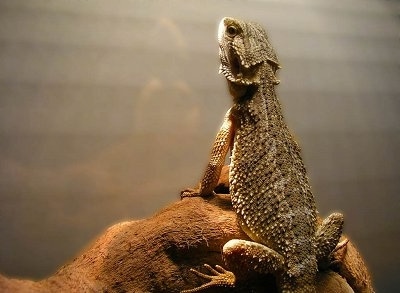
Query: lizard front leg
181 108 234 198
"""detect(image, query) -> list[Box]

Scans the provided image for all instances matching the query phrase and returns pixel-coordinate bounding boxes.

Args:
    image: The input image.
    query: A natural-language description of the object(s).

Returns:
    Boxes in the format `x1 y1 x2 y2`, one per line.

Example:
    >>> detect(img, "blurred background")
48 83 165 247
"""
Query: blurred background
0 0 398 291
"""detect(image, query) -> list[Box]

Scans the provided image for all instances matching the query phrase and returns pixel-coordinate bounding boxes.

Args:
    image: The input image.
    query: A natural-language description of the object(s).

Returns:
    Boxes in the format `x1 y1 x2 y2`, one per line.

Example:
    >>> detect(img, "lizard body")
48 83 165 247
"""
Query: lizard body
181 17 345 293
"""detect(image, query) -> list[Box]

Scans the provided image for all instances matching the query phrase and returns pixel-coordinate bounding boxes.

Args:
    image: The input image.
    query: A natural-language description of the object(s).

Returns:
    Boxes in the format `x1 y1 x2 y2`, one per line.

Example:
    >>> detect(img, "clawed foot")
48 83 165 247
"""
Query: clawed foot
180 188 201 199
181 264 236 293
180 188 215 199
330 238 350 266
333 238 349 253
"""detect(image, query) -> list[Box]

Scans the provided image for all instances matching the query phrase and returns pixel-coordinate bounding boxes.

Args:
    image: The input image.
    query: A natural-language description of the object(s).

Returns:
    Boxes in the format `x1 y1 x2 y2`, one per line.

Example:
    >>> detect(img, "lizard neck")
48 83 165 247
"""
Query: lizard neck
260 65 291 139
230 64 288 136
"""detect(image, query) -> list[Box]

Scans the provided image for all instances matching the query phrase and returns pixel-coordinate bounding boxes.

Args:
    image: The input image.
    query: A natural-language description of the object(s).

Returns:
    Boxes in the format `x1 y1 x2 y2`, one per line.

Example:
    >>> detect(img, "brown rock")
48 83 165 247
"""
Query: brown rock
0 166 374 292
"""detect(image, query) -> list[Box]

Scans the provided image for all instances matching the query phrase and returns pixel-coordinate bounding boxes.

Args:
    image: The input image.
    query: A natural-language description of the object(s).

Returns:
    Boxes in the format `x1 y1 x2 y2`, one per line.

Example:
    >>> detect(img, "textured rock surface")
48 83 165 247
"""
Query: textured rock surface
0 167 373 292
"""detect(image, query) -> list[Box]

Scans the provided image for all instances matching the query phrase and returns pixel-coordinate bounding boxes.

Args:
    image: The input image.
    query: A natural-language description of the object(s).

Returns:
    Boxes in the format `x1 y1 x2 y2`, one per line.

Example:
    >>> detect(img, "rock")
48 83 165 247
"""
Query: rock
0 166 374 292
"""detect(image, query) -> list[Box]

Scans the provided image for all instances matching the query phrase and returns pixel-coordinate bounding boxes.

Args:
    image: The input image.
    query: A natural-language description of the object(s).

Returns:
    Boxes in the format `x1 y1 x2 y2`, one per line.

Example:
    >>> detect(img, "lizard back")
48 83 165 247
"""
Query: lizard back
221 17 318 284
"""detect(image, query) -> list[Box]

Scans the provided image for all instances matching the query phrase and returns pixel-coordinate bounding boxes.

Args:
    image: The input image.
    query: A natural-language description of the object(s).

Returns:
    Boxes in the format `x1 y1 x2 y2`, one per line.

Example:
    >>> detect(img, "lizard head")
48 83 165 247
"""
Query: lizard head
218 17 281 88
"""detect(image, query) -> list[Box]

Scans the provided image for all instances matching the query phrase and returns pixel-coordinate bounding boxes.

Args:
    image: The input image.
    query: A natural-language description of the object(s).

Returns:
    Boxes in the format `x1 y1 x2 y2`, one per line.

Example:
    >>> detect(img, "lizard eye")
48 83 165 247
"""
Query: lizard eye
226 25 238 37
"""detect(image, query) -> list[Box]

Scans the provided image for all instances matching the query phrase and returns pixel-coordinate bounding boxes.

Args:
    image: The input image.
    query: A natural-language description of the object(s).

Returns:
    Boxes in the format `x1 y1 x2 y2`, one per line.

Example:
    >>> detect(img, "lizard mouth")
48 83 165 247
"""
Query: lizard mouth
219 45 261 85
218 45 241 83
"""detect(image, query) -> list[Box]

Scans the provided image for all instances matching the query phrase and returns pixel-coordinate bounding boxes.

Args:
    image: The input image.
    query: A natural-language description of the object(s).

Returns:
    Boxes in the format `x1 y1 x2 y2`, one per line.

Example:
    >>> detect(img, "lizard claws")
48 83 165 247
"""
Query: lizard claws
181 264 236 293
330 238 350 267
333 238 349 253
180 189 216 199
180 188 201 199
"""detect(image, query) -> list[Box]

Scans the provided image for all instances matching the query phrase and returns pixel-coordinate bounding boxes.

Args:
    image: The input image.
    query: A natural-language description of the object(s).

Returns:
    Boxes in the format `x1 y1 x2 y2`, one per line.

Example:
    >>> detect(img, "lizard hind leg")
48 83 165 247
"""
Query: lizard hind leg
222 239 285 276
181 239 285 293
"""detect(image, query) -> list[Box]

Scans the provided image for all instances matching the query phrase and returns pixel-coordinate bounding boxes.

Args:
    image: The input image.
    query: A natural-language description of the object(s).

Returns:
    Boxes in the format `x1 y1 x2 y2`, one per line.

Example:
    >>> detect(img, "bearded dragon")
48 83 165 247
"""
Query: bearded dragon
181 17 346 293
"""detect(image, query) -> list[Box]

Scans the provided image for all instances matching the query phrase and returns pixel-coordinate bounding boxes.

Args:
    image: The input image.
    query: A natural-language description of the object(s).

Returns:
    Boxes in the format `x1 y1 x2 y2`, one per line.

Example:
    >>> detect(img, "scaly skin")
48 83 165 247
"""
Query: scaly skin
181 17 345 293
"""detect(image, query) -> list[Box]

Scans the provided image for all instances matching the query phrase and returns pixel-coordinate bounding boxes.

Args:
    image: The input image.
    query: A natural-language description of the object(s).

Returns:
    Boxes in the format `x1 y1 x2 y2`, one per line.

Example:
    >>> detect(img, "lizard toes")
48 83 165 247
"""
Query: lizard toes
181 264 236 293
180 188 200 199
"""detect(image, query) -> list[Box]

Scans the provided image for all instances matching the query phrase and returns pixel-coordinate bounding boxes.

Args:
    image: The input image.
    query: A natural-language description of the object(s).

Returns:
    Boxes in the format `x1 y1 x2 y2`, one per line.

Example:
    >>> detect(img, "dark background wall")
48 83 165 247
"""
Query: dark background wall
0 0 398 292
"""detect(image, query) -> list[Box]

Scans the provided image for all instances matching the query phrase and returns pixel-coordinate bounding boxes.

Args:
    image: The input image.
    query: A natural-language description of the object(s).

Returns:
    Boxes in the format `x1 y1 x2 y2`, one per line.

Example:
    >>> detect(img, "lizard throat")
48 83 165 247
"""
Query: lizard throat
228 81 257 102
